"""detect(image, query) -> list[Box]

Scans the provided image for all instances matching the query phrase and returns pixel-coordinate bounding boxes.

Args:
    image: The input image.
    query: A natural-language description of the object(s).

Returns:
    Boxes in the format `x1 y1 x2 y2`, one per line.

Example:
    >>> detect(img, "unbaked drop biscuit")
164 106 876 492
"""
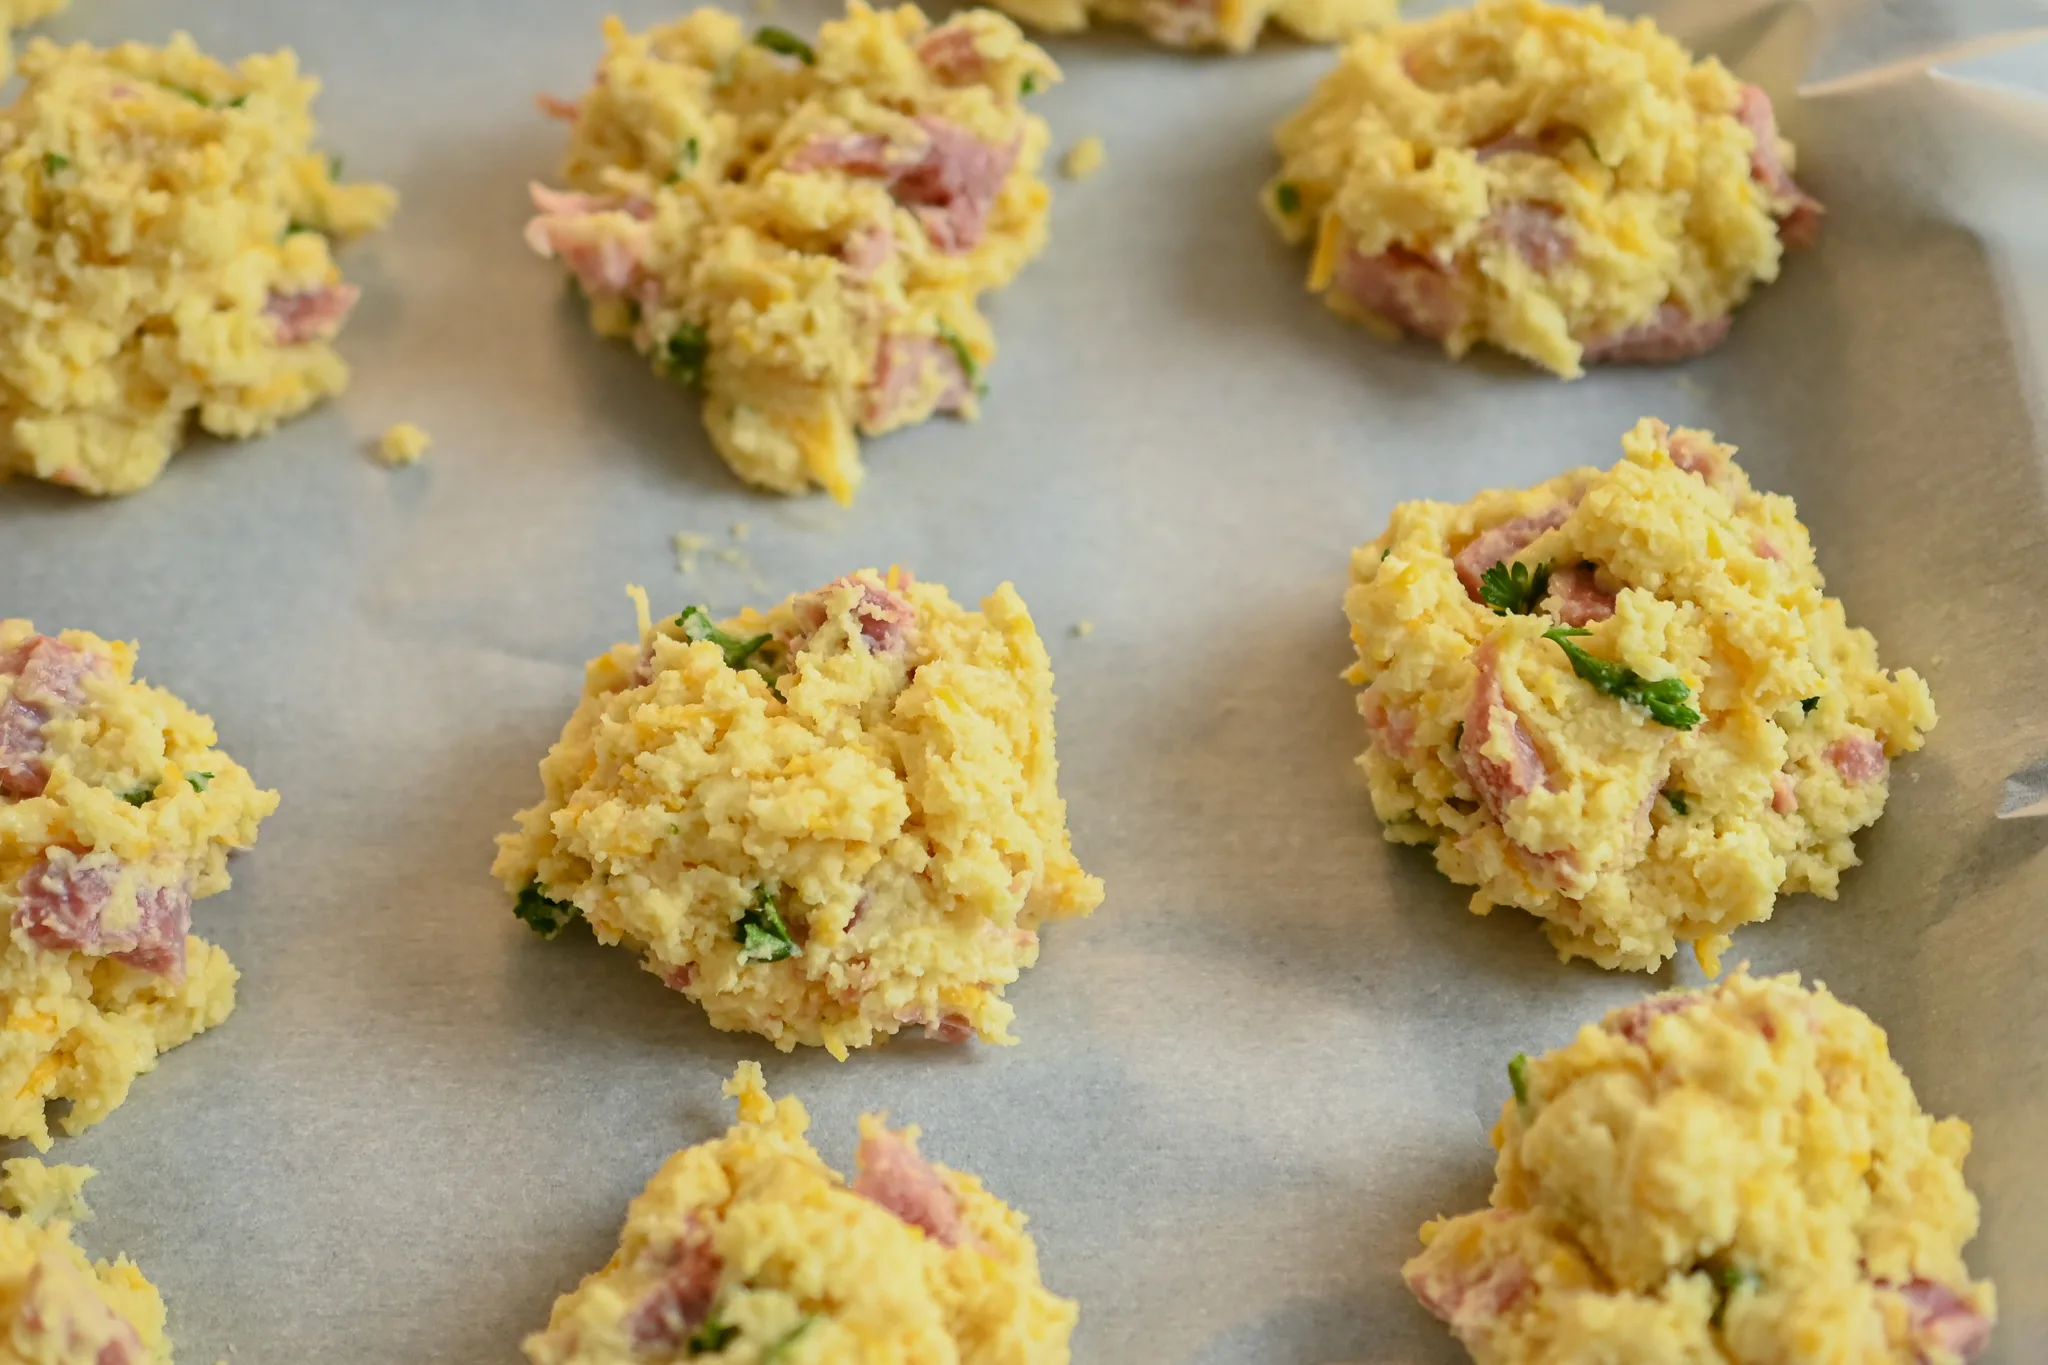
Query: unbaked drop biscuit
990 0 1390 55
0 1159 173 1365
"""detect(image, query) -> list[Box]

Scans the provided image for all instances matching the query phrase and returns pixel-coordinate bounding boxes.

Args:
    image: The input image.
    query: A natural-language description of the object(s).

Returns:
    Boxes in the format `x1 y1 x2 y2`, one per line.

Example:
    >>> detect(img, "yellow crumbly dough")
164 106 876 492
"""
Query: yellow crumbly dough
0 33 396 495
525 1063 1076 1365
493 570 1102 1058
375 421 430 466
0 0 67 79
1405 970 1996 1365
0 621 278 1149
0 1159 171 1365
525 4 1056 504
1268 0 1821 376
988 0 1388 53
1344 419 1935 972
1059 136 1104 182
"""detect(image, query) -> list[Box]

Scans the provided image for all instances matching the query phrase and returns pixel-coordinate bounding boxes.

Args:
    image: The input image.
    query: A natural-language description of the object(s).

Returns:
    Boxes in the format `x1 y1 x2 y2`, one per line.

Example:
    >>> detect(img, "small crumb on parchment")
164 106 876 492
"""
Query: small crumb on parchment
376 422 431 466
0 1157 93 1225
1062 135 1105 181
730 521 751 543
675 532 710 575
1071 620 1094 639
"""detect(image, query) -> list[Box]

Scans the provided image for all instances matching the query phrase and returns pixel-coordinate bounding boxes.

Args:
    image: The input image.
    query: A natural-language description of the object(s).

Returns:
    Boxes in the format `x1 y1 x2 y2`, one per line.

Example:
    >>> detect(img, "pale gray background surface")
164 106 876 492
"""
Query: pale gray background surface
4 1 2046 1361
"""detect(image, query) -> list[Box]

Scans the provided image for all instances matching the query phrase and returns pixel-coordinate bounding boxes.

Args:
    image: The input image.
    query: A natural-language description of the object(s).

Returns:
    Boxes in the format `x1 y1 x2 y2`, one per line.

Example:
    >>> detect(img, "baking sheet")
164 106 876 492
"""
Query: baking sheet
5 0 2047 1360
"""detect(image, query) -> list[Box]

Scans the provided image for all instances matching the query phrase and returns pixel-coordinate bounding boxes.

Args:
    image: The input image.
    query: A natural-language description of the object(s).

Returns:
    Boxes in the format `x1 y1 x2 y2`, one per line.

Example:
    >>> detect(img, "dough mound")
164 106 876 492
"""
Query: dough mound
0 33 395 495
1406 970 1996 1365
1267 0 1820 376
0 621 278 1148
524 3 1057 504
989 0 1389 55
493 571 1102 1057
1343 419 1935 972
524 1063 1077 1365
0 1159 172 1365
0 0 67 79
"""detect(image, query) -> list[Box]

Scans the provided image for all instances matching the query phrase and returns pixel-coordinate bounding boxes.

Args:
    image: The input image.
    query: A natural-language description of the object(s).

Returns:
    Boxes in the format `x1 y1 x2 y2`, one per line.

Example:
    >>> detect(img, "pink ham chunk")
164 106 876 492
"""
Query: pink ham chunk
1 636 98 799
1475 132 1546 161
523 183 656 298
852 1126 968 1247
861 334 970 432
840 223 896 278
1359 684 1417 760
1735 85 1824 248
1772 772 1799 815
915 26 988 84
1461 640 1549 828
535 93 580 121
1606 991 1703 1046
625 1230 722 1355
1333 246 1469 342
13 856 192 980
898 1006 974 1043
18 1253 148 1365
1404 1224 1534 1339
791 575 916 655
1827 735 1887 783
1453 506 1572 600
0 701 45 798
790 119 1014 253
1581 304 1733 365
1667 429 1725 481
1881 1278 1994 1363
265 284 360 345
1543 563 1615 627
1487 202 1573 272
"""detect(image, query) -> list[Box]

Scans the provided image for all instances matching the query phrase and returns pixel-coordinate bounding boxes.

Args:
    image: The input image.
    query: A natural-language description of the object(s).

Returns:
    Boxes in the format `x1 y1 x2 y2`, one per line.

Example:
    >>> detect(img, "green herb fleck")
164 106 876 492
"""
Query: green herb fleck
1544 627 1701 730
761 1317 818 1364
226 94 249 109
41 153 68 175
121 784 155 808
663 324 710 387
1508 1053 1532 1113
753 26 816 64
329 155 345 180
162 82 212 106
675 605 773 673
513 882 578 939
1663 789 1689 815
735 884 797 964
283 220 321 238
935 321 983 396
1800 696 1819 714
1712 1265 1761 1327
1275 181 1301 214
680 136 701 172
187 771 214 793
1478 559 1551 616
1020 72 1039 96
686 1318 739 1355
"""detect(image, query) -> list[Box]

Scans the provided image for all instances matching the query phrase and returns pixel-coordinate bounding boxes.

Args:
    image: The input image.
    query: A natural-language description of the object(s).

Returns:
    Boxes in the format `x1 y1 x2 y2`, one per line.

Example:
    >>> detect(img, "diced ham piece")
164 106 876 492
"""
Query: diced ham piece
1735 85 1824 248
1453 506 1572 600
1334 246 1469 342
1581 304 1733 365
915 26 988 84
898 1008 974 1043
0 637 97 798
1754 535 1784 561
1827 735 1887 783
1881 1278 1994 1363
1475 132 1546 162
1772 772 1799 814
523 183 656 298
1461 640 1548 827
1359 685 1417 760
1606 991 1703 1046
12 856 192 981
840 223 896 278
625 1233 723 1354
535 93 580 121
0 701 45 798
1544 563 1615 627
791 576 916 655
18 1253 148 1365
1404 1234 1533 1338
529 184 653 222
790 119 1015 253
1487 202 1573 272
1667 429 1724 480
852 1126 968 1247
660 963 696 993
1139 0 1220 48
861 334 970 431
265 284 360 345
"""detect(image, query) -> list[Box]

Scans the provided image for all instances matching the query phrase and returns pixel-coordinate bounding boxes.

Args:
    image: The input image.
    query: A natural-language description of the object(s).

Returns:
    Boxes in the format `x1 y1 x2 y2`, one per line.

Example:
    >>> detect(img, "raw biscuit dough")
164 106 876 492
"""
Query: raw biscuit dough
1344 419 1935 971
0 1159 172 1364
1267 0 1821 376
1406 970 1996 1365
524 3 1057 504
493 570 1102 1057
525 1063 1076 1365
990 0 1390 55
0 622 278 1148
0 32 395 494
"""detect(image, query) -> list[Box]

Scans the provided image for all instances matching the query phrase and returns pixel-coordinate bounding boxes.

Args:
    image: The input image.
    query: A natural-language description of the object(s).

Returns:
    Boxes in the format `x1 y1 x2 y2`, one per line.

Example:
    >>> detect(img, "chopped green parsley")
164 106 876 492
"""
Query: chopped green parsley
753 26 816 63
675 606 772 673
1274 181 1301 214
663 324 710 387
513 883 578 938
1478 560 1550 616
1543 627 1701 730
735 885 796 964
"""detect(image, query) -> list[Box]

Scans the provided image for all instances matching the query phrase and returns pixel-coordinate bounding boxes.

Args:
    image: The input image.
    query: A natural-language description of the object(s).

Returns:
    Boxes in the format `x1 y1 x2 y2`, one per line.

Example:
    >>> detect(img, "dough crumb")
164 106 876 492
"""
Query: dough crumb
0 1158 92 1225
674 532 710 575
376 422 431 466
729 521 751 543
1062 135 1106 180
1071 620 1094 638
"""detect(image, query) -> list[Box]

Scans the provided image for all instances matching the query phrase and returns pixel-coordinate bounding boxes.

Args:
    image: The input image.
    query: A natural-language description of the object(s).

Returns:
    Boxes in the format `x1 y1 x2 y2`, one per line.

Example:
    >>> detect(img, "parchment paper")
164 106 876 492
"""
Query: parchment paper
4 1 2045 1361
